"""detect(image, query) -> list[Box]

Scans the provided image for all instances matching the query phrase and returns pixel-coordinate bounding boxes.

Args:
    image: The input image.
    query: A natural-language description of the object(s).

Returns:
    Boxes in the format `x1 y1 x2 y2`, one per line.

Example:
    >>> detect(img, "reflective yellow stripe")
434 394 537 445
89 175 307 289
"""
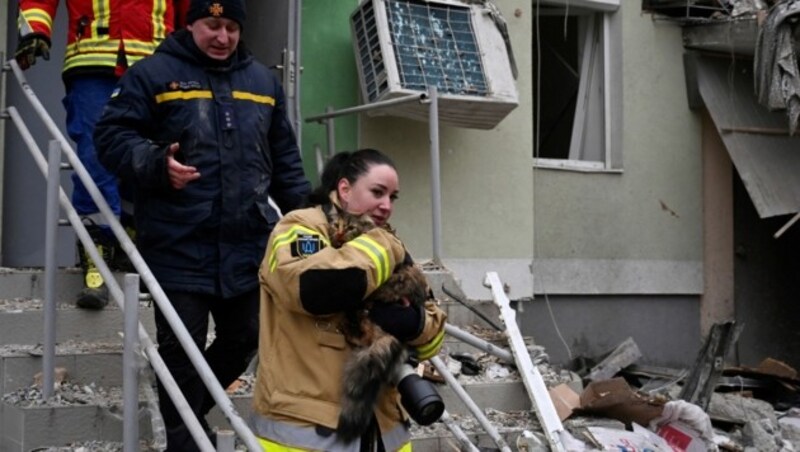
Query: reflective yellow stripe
268 226 330 272
92 0 110 39
155 90 213 103
63 54 120 71
152 0 168 39
256 436 411 451
153 90 276 106
233 91 276 105
415 328 445 360
66 39 159 56
256 436 309 451
346 236 390 286
20 9 53 33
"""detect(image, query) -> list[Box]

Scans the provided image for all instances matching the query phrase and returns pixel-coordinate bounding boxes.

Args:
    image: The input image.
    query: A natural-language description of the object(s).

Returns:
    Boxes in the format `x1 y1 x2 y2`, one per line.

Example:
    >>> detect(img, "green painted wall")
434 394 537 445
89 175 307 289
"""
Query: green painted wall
300 1 360 183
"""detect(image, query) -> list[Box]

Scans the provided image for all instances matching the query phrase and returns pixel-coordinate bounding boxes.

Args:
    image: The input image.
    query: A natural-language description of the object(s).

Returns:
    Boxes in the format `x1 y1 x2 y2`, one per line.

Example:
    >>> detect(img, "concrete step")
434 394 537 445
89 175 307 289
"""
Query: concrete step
2 376 535 451
1 385 153 452
0 343 123 395
206 379 533 428
0 299 157 346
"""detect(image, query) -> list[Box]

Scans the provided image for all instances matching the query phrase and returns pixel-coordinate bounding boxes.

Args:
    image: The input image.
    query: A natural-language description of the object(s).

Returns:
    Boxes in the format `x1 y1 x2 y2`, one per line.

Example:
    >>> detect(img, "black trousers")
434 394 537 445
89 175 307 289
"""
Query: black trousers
154 289 260 452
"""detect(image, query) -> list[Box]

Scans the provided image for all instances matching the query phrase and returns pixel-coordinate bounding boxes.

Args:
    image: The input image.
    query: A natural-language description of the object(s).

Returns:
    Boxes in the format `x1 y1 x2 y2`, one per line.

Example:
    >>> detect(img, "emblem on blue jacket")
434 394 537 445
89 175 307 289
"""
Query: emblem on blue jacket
292 234 323 257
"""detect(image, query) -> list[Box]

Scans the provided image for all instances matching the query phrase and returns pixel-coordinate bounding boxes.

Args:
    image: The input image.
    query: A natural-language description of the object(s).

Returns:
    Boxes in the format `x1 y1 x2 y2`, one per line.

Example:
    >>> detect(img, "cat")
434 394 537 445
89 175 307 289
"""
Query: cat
326 204 431 442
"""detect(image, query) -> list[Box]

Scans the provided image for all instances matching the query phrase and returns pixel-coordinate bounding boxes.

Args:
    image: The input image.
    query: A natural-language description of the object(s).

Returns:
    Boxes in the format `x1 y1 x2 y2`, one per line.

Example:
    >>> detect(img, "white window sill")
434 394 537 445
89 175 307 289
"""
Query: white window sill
533 157 623 174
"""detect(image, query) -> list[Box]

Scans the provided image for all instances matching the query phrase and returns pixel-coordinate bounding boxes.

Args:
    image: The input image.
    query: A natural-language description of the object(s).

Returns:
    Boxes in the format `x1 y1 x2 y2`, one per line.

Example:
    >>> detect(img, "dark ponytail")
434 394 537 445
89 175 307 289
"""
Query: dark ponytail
307 148 396 206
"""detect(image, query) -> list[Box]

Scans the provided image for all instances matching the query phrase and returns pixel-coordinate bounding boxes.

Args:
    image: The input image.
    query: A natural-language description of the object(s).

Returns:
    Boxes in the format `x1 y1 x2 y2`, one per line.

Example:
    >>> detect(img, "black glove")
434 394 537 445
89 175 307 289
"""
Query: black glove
368 301 424 342
15 33 51 70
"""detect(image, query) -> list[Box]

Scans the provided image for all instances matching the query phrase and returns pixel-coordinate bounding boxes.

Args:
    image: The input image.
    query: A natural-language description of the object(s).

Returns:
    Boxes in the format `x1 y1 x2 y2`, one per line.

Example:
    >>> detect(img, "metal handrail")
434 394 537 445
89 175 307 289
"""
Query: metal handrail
2 58 261 451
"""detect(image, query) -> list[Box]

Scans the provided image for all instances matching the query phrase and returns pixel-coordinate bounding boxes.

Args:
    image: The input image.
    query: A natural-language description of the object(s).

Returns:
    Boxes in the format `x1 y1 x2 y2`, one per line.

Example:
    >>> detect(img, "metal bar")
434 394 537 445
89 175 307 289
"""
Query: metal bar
428 86 443 264
485 272 566 452
304 93 424 122
325 106 336 157
444 324 514 363
42 140 60 400
123 274 140 452
142 339 215 452
429 356 512 452
438 410 480 452
6 107 216 451
774 212 800 238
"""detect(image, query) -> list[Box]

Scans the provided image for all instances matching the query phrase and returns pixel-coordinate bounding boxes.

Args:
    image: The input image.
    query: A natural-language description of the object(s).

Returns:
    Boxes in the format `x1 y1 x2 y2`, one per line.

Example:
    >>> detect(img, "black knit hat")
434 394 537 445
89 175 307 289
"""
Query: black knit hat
187 0 246 28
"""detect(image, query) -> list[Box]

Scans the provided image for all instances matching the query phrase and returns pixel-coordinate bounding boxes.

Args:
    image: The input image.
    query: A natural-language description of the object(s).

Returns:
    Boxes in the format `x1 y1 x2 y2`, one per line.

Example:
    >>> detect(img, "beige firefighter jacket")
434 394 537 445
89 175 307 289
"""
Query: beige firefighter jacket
252 200 447 448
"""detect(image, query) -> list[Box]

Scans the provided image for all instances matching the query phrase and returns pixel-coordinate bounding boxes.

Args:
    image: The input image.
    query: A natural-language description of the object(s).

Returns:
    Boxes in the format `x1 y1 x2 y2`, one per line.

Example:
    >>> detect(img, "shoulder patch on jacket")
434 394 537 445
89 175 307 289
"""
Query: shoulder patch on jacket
292 234 324 257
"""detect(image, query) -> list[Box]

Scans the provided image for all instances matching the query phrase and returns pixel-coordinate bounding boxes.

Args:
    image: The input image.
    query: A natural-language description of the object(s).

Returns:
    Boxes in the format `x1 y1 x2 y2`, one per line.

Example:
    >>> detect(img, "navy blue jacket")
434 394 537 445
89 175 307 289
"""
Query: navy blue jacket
95 30 311 297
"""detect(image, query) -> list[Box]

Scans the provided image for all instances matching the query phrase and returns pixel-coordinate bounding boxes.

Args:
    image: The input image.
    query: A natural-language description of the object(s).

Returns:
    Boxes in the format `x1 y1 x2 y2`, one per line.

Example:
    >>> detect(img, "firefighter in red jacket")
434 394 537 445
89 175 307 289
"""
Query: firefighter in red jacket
15 0 188 309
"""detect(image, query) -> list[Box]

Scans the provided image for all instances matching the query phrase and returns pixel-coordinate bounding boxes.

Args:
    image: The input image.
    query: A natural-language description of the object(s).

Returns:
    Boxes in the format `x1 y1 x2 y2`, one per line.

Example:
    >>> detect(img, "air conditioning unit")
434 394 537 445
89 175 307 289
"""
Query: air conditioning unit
351 0 519 130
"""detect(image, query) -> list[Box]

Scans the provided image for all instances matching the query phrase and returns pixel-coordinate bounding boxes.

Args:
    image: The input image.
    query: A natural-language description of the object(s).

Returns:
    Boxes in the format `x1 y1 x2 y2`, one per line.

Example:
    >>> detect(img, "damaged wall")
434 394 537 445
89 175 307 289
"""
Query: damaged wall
359 0 536 300
527 0 704 366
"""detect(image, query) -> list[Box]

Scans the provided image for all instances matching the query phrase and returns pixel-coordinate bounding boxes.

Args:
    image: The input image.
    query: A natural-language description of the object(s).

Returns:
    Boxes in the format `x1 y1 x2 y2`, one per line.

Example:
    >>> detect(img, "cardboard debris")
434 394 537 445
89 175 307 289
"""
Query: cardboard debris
548 383 581 421
756 358 798 380
576 377 666 427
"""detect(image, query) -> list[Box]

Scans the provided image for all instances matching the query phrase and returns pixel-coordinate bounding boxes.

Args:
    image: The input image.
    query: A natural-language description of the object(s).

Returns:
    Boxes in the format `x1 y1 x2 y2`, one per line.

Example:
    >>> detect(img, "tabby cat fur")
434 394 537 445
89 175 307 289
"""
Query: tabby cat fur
326 204 430 442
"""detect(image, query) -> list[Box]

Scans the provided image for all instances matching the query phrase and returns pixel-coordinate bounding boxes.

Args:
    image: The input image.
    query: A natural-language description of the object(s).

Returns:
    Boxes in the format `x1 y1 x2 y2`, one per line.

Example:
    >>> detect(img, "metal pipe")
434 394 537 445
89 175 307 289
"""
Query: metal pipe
430 356 512 452
438 410 480 452
444 324 514 363
304 93 424 122
42 140 61 400
7 62 262 450
123 274 140 452
141 339 215 452
8 107 214 451
428 86 443 264
216 430 236 452
325 106 335 157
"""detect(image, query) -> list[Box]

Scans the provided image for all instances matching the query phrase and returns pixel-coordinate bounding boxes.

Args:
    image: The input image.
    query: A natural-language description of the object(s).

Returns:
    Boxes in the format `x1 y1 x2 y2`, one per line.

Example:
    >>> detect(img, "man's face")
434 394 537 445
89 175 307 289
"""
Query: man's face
187 17 240 60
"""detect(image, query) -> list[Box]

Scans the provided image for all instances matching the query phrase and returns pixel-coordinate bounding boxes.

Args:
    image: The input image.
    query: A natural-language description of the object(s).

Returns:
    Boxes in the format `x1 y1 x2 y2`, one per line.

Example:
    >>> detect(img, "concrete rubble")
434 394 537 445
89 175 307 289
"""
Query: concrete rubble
3 293 800 451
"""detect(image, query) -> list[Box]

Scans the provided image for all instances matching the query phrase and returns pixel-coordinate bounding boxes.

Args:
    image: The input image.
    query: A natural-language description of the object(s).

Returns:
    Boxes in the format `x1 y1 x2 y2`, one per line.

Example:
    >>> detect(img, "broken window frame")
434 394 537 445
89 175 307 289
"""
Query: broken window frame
533 0 622 172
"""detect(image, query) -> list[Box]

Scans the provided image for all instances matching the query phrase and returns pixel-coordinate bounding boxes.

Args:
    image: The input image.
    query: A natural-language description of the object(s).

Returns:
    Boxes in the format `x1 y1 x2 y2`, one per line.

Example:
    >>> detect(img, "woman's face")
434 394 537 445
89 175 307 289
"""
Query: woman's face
338 163 399 226
187 17 241 60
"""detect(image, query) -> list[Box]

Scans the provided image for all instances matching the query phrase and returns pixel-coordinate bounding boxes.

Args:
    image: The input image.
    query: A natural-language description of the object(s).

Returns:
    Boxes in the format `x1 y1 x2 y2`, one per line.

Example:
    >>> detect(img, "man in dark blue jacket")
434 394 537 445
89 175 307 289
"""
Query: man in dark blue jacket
94 0 311 449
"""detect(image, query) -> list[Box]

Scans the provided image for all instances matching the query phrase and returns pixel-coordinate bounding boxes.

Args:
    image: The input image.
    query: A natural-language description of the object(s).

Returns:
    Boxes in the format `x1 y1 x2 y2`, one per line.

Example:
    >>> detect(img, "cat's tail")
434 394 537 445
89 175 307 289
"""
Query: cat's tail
337 332 407 442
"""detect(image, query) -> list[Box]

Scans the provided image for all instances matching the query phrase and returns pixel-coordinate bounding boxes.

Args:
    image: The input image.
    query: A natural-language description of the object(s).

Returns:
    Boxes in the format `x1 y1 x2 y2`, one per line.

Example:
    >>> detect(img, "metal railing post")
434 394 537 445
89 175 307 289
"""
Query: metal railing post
428 86 443 265
444 324 514 363
42 139 61 400
430 355 512 452
123 274 141 452
325 105 336 158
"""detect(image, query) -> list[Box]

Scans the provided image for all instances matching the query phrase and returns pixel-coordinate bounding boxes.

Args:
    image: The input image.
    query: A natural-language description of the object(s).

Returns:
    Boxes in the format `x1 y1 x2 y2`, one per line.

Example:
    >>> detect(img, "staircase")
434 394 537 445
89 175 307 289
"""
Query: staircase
0 268 548 451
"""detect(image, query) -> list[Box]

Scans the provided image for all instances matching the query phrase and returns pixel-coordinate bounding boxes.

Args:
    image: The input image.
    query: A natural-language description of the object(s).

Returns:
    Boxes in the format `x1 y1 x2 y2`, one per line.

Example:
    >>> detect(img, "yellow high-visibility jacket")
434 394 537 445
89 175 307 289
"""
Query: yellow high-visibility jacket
252 198 447 451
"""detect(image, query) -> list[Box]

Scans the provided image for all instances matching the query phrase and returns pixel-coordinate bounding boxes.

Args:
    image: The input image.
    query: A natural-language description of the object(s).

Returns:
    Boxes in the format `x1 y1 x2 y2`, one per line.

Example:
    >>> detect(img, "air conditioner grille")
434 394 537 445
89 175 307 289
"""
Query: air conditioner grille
353 0 388 102
385 0 488 97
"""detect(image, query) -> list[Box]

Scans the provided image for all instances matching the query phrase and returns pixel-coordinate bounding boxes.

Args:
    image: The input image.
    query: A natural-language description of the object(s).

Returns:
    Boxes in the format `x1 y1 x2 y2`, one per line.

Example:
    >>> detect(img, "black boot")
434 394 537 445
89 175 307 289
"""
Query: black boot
76 223 113 310
111 212 136 273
